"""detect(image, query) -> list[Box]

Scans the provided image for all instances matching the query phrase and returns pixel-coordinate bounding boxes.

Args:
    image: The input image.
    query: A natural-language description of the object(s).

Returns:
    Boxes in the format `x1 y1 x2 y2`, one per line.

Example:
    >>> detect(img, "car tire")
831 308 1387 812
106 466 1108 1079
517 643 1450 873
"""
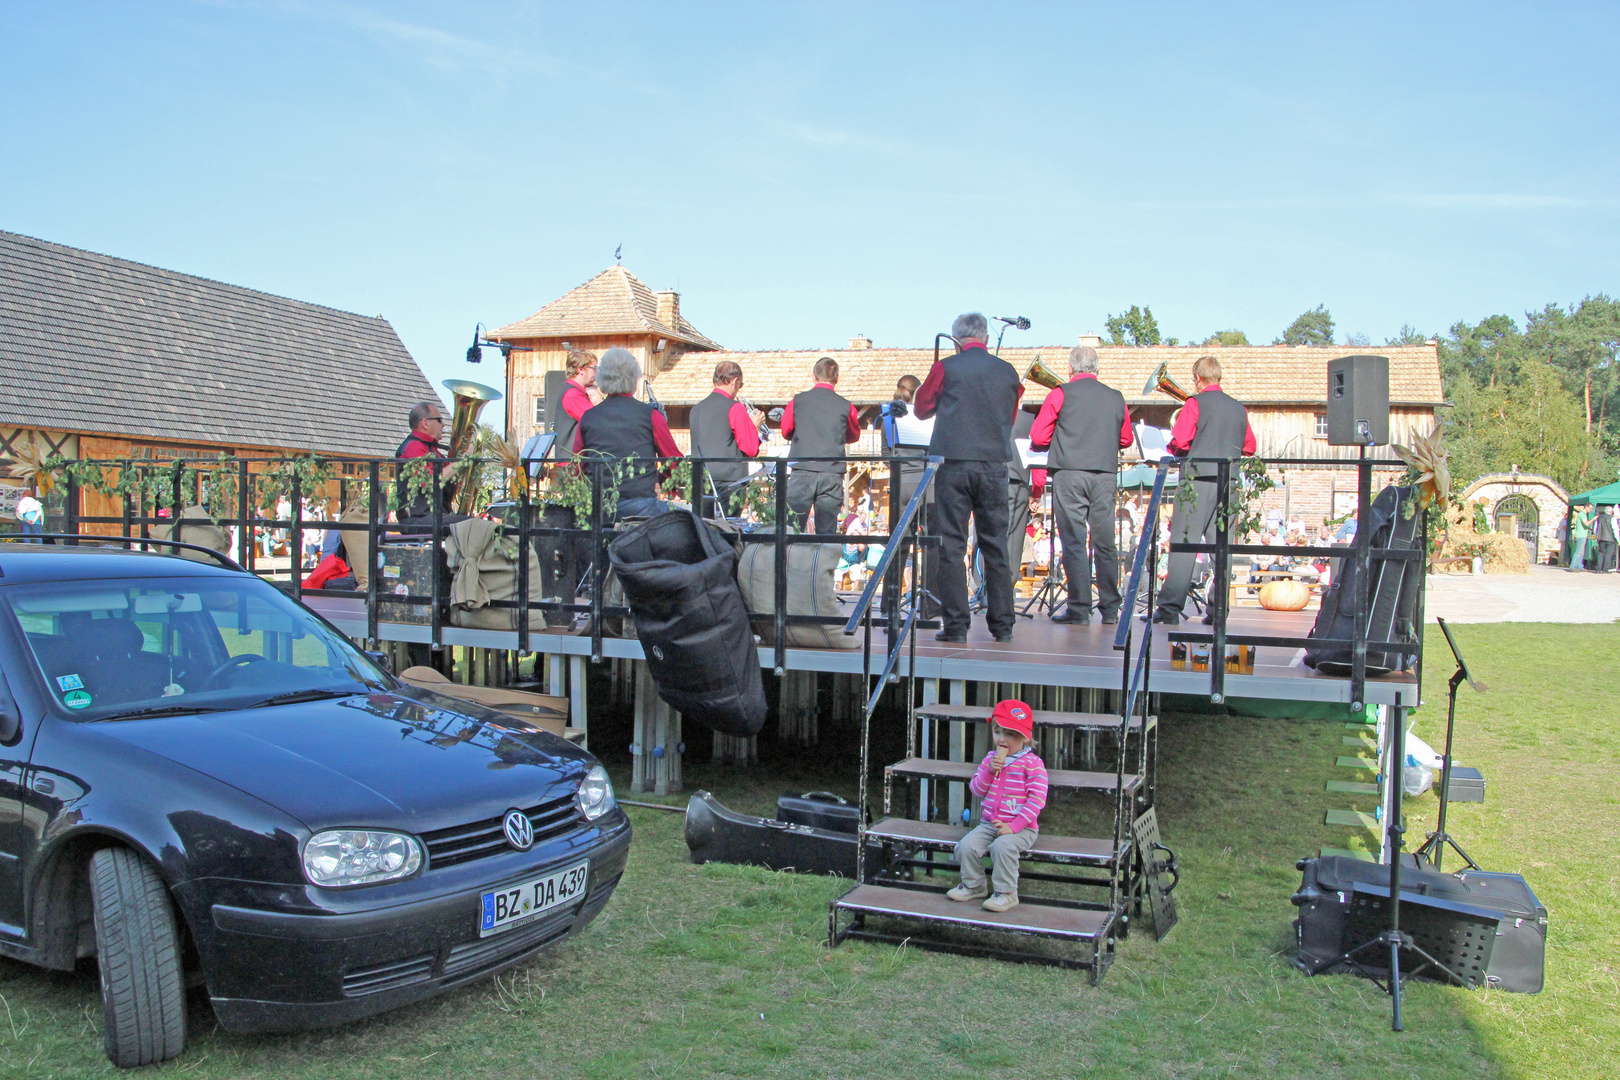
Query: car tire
88 846 187 1067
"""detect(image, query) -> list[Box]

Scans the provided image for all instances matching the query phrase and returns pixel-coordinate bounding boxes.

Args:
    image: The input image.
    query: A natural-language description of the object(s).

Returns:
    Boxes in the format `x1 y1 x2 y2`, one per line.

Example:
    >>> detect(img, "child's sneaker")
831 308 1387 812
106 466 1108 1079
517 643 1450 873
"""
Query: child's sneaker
981 892 1019 913
946 882 989 902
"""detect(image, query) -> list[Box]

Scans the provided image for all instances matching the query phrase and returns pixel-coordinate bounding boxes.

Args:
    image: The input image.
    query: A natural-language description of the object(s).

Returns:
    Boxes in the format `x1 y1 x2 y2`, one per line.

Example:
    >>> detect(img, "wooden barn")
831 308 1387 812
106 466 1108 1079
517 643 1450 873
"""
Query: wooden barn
0 230 439 532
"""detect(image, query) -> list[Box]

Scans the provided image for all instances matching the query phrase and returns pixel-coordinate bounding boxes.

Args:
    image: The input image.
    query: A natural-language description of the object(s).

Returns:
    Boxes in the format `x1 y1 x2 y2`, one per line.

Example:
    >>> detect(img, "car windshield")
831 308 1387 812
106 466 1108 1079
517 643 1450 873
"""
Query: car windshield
3 575 392 721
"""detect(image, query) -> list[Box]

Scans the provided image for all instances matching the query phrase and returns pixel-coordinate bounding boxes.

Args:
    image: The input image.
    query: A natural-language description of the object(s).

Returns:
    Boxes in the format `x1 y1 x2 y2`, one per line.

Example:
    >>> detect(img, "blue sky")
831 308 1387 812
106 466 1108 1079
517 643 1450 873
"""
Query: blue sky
3 1 1616 404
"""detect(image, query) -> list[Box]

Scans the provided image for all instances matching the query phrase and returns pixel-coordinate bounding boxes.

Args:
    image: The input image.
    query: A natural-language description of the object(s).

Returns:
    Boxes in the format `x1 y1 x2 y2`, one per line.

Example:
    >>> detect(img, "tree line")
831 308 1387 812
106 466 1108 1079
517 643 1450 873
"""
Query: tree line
1103 299 1620 492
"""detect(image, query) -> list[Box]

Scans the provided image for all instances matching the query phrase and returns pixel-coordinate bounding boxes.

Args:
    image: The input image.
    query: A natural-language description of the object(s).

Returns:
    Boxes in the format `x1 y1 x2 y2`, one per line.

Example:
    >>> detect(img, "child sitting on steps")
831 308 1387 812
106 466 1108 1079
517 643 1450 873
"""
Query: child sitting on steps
946 699 1048 913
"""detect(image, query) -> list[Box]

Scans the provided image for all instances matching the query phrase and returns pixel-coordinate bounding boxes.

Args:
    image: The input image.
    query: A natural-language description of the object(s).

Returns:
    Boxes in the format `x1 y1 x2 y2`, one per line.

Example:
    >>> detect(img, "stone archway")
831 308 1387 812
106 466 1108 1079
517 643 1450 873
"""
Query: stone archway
1458 473 1571 566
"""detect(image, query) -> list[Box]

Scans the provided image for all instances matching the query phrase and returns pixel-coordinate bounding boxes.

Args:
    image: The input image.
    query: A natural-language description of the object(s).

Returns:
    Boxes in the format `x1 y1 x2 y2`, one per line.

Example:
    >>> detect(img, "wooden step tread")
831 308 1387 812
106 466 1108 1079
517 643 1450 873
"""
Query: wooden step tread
833 884 1111 940
869 818 1121 862
887 757 1142 794
915 702 1150 732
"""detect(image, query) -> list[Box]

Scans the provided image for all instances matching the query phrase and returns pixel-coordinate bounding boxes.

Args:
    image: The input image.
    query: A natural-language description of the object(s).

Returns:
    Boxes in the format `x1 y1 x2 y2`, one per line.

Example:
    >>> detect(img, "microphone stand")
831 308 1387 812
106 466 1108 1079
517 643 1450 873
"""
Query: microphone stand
1414 617 1485 872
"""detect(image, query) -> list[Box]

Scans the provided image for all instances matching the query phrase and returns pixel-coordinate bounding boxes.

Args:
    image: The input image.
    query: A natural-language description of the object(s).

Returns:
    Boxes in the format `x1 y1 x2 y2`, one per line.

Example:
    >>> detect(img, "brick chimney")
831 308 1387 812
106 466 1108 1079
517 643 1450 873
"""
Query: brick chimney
656 290 679 329
1077 333 1103 348
848 334 873 350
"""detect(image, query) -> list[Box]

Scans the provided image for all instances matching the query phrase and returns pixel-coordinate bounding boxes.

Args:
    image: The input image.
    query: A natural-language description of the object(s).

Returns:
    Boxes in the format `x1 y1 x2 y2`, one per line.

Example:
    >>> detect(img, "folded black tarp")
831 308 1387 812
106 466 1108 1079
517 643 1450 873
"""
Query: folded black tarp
608 510 767 735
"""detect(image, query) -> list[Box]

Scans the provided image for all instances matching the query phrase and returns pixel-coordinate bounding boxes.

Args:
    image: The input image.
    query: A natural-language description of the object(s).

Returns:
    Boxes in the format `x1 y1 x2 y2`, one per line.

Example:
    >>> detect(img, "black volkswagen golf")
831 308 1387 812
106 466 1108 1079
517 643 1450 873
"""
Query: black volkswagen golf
0 543 630 1067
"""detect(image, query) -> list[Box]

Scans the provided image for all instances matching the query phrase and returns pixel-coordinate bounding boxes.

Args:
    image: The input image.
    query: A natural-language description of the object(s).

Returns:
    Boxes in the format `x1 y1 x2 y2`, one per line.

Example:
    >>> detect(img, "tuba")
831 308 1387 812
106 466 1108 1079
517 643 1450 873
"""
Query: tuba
442 378 503 515
1141 360 1193 404
1022 355 1066 391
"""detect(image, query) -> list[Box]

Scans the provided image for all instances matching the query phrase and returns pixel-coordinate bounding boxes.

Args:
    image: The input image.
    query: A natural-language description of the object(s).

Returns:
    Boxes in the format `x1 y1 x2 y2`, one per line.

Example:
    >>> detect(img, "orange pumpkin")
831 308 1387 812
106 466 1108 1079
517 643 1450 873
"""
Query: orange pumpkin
1259 579 1312 611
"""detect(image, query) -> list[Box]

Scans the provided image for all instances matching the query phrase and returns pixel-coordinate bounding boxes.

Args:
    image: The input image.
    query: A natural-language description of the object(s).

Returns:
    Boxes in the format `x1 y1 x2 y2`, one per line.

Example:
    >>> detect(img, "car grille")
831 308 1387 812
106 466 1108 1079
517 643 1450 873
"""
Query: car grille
342 953 436 997
442 905 578 982
420 795 579 869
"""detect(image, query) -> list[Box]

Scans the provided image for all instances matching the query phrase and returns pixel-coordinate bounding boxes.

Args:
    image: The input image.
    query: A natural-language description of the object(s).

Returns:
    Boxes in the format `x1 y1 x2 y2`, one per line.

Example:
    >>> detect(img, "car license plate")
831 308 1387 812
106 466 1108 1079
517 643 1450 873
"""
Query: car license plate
479 860 589 937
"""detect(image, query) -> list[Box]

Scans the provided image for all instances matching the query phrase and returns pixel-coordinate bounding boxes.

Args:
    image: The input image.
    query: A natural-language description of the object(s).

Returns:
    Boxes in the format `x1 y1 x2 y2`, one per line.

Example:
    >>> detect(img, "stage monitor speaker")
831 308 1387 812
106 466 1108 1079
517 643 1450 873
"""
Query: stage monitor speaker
1327 354 1389 446
542 369 569 436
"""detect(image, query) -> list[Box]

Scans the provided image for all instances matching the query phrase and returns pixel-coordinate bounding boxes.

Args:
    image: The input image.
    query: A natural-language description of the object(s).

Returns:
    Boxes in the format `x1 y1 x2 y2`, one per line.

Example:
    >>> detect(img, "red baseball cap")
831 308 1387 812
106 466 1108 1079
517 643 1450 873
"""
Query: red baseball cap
990 699 1034 740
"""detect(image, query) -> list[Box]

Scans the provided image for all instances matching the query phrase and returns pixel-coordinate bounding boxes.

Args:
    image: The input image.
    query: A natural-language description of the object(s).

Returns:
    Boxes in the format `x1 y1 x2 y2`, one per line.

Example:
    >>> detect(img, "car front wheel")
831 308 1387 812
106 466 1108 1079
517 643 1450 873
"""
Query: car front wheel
89 847 187 1067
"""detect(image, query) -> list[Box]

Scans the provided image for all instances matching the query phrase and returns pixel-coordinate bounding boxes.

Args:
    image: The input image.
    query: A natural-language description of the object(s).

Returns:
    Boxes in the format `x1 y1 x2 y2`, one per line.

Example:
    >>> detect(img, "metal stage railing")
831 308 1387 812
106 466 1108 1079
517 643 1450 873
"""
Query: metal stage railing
50 451 944 673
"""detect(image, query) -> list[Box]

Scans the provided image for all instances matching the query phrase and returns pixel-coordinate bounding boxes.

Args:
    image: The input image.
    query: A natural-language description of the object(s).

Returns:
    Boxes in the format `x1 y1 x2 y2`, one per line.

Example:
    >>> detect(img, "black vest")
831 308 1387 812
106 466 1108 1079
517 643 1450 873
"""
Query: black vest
788 385 853 474
1184 389 1249 482
690 390 749 488
1047 377 1128 473
393 433 448 520
551 383 585 461
924 347 1022 463
576 394 660 500
1007 408 1035 483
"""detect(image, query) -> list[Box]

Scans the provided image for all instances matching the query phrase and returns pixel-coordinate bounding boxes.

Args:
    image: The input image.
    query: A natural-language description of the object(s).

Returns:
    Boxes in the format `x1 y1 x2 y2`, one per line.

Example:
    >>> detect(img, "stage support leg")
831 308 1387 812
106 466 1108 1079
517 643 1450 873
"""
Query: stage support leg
570 654 588 752
631 661 682 796
947 678 967 825
547 652 565 698
919 678 938 820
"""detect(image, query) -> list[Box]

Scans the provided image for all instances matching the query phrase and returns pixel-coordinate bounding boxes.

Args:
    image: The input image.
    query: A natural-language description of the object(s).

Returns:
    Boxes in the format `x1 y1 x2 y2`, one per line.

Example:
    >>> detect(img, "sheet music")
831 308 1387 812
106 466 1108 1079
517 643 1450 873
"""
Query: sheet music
1135 423 1172 461
1015 438 1048 469
889 411 935 448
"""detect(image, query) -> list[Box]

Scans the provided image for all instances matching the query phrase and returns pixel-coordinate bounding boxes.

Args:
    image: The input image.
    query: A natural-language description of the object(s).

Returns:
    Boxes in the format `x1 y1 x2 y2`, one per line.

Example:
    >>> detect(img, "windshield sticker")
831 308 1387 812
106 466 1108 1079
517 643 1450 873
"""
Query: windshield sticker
57 673 84 691
162 683 186 698
63 689 92 710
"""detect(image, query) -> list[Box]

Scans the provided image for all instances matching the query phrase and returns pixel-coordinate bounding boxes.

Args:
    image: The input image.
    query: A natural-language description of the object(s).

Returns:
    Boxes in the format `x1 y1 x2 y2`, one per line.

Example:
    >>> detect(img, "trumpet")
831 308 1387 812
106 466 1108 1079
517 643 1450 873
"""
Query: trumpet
1021 355 1066 391
740 396 773 442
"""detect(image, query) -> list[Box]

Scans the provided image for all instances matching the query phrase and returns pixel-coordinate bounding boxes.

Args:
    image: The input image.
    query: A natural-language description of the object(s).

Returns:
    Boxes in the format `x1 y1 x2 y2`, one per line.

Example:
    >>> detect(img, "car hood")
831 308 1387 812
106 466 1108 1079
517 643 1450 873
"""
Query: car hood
93 688 591 833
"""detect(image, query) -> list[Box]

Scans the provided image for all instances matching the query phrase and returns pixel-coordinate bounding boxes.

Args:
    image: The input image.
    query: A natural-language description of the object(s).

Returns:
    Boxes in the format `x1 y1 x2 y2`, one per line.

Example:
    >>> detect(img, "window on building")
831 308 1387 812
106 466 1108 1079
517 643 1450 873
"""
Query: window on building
535 398 546 425
1314 414 1329 439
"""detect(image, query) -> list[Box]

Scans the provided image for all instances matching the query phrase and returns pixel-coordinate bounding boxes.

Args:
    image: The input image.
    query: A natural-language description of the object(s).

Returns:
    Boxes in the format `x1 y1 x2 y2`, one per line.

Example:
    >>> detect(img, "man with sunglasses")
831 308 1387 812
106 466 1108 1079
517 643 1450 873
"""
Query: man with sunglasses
395 400 463 528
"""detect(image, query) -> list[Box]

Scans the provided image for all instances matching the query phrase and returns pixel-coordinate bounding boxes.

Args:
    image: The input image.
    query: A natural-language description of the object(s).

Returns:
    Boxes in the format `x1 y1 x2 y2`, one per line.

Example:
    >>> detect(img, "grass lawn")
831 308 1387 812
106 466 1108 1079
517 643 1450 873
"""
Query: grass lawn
1 623 1614 1078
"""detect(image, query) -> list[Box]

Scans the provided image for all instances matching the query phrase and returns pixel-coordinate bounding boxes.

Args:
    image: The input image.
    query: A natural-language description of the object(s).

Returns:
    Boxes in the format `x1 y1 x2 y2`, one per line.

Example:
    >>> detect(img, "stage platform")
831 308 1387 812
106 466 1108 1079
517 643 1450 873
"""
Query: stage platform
303 596 1416 708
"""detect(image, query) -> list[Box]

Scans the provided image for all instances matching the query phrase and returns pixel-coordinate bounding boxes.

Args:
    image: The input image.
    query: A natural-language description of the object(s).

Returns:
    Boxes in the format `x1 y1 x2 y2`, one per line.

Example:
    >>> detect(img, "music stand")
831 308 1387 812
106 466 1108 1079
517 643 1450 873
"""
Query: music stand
1415 618 1486 873
520 433 558 475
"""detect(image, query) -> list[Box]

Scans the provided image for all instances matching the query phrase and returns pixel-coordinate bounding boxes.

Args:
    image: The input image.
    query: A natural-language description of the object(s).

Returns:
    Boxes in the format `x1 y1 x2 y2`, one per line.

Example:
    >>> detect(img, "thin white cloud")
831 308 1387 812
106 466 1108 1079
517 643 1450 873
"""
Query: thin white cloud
1387 193 1588 210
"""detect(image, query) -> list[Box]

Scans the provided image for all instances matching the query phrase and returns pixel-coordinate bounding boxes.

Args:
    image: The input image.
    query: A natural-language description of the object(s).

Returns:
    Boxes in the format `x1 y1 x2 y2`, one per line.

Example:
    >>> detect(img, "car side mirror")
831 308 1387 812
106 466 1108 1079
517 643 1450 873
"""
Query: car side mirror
365 650 392 674
0 691 17 744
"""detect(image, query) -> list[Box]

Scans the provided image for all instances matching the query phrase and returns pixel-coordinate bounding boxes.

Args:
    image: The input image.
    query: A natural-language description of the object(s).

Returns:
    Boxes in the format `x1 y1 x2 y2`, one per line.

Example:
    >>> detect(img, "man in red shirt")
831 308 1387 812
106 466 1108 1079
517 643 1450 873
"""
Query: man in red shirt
689 360 762 516
1029 345 1134 624
550 349 598 459
394 401 467 529
781 357 861 534
1152 355 1257 624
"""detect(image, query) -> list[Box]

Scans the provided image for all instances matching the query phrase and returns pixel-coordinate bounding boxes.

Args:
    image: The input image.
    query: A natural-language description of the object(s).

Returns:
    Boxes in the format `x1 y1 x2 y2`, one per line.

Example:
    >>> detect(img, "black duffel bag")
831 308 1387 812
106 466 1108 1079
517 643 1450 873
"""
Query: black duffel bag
608 509 767 736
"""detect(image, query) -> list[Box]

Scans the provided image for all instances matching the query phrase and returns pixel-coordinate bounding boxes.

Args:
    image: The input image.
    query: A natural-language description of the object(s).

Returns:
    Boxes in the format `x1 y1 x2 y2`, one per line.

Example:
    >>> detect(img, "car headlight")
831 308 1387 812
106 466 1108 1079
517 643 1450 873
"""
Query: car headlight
577 764 616 821
302 830 423 887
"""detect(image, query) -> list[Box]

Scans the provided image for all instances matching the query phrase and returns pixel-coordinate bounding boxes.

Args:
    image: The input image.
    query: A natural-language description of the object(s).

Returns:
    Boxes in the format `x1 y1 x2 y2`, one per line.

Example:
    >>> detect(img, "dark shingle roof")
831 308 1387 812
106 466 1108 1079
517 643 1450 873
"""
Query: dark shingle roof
0 230 438 456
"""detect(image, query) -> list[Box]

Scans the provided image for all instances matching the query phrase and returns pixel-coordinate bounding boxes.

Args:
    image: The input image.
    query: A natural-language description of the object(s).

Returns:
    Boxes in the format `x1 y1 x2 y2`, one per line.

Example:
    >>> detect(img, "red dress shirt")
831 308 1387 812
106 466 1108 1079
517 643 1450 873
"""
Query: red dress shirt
1166 384 1258 457
780 382 861 443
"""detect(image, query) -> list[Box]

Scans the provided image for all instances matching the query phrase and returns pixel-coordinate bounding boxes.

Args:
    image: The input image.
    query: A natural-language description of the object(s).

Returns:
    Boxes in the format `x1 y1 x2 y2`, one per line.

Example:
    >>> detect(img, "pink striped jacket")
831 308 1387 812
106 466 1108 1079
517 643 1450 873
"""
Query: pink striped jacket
969 748 1048 833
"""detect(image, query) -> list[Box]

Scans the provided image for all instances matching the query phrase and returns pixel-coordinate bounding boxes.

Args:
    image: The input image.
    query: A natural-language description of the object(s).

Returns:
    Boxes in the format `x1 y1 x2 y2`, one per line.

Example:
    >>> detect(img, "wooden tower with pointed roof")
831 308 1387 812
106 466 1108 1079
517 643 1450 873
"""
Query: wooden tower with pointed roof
492 265 722 443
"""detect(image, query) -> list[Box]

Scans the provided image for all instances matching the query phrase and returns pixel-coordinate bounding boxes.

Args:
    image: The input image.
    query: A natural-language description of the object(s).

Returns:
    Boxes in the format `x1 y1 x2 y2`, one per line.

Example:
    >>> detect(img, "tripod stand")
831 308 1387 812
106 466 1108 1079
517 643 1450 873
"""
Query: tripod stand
1307 690 1471 1030
1019 541 1066 617
1415 618 1486 872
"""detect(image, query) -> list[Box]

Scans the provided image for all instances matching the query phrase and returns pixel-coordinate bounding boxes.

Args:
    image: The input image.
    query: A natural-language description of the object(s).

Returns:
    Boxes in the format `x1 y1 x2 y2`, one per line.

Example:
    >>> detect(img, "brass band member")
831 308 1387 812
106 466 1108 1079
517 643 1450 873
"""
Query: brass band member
689 360 761 515
783 357 860 534
572 349 684 520
915 313 1023 643
1152 355 1256 624
395 400 466 528
551 348 599 459
1029 345 1133 625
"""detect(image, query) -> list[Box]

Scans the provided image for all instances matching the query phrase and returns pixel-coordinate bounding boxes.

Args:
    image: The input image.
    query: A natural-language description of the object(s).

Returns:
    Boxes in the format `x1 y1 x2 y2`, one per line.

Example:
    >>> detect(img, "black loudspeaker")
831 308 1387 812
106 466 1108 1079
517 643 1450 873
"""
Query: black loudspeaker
542 369 569 434
1327 354 1389 446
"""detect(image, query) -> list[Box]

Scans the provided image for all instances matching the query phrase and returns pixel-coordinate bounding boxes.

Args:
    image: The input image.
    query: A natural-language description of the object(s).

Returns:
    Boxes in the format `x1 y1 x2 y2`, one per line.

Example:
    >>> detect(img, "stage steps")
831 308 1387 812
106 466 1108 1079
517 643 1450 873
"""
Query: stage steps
915 702 1154 735
868 817 1125 865
886 757 1143 796
828 883 1116 980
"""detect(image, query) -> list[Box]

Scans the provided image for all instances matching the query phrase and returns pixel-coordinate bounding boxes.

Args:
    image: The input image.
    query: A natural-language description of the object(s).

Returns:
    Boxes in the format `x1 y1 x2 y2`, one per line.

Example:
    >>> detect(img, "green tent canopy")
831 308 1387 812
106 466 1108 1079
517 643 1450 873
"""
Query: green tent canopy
1117 464 1179 490
1569 481 1620 506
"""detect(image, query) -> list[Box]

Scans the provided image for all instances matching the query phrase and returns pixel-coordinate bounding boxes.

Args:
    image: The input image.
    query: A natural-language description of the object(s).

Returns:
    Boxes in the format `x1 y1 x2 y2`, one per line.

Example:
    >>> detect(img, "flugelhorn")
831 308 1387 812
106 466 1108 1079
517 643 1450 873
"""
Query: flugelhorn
1141 360 1193 403
1022 355 1066 391
442 378 503 515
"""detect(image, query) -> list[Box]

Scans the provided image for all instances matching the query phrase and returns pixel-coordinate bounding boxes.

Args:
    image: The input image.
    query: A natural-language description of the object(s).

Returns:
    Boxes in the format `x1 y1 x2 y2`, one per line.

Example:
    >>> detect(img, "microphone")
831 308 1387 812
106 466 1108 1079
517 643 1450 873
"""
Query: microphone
465 323 483 364
995 316 1031 330
766 407 785 422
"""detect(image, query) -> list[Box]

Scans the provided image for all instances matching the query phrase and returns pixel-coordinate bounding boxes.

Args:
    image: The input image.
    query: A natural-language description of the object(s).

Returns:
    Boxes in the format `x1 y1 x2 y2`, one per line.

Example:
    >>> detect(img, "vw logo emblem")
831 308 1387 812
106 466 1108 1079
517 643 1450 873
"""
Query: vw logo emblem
502 809 534 851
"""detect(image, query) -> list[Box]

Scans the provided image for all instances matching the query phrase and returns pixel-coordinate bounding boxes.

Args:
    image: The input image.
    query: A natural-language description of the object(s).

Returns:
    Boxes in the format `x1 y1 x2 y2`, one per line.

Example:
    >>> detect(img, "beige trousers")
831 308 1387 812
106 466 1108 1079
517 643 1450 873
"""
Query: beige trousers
955 819 1039 896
